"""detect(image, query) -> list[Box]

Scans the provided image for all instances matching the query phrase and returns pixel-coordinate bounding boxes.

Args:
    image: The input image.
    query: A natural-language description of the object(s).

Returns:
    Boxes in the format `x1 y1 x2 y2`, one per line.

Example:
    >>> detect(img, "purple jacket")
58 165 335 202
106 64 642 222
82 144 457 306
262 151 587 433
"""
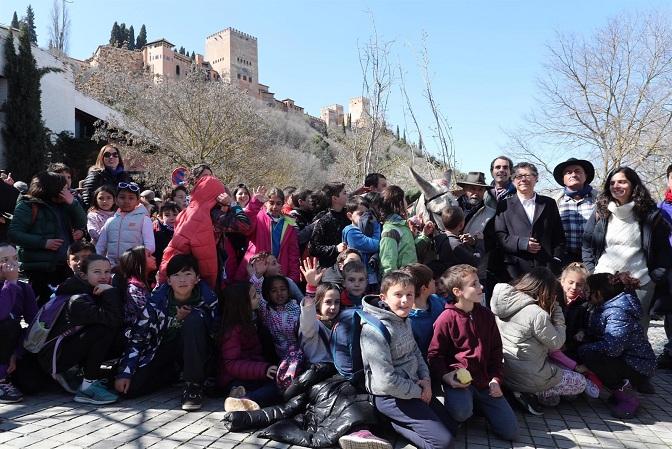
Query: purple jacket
0 280 37 324
659 200 672 246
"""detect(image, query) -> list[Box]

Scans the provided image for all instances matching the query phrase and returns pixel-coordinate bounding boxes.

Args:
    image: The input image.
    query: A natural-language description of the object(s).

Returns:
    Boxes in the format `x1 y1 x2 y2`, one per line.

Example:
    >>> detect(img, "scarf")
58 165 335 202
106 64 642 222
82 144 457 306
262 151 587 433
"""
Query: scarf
665 188 672 203
105 165 125 176
563 184 593 200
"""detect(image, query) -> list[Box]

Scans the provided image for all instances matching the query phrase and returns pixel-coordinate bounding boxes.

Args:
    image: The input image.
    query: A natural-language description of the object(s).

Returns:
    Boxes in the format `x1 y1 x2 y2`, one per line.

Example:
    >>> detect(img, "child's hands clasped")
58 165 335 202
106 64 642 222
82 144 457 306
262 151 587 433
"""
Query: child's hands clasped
176 305 192 321
417 378 432 404
266 365 278 380
93 284 113 295
300 257 324 287
488 379 502 397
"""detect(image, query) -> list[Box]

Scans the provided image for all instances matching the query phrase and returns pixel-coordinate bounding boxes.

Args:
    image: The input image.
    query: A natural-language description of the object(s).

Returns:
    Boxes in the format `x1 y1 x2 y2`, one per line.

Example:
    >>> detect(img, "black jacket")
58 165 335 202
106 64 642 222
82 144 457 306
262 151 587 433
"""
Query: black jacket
0 182 19 243
81 168 131 209
494 194 565 279
309 209 350 267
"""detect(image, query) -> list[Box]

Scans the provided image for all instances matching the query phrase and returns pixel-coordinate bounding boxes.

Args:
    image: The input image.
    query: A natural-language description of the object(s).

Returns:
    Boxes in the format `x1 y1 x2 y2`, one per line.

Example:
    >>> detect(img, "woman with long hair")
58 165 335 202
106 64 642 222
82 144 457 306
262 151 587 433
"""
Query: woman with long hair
81 144 132 209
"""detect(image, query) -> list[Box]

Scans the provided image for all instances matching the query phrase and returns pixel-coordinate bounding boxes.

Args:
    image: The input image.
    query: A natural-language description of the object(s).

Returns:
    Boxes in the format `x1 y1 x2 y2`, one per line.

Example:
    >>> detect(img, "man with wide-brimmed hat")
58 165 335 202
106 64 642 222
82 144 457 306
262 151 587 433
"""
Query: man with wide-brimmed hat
553 158 598 263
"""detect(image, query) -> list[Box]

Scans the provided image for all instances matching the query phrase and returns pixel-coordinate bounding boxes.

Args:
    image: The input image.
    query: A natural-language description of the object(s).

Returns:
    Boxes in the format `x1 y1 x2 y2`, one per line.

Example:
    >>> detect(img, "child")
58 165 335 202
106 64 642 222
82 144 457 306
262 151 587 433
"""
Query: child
66 241 96 278
342 197 381 288
248 252 303 302
219 282 281 412
117 255 219 410
378 186 418 275
0 243 37 403
37 254 122 404
211 190 251 287
434 206 478 271
169 185 188 210
87 185 116 245
96 182 155 267
321 248 363 284
340 260 368 308
577 272 656 418
154 201 180 270
427 264 518 441
236 187 300 283
360 271 453 449
403 263 447 358
116 246 156 345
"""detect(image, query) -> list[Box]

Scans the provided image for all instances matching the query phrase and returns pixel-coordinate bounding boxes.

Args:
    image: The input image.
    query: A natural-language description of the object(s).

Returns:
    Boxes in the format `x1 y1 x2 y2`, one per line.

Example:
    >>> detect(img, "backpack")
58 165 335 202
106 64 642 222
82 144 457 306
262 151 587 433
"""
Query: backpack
330 308 391 385
24 294 82 362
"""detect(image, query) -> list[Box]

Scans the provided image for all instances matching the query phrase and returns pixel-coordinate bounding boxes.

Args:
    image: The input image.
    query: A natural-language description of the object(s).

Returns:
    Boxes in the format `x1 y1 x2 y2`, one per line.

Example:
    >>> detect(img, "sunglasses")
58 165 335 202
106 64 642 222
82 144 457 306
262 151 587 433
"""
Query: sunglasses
103 152 119 158
118 182 140 192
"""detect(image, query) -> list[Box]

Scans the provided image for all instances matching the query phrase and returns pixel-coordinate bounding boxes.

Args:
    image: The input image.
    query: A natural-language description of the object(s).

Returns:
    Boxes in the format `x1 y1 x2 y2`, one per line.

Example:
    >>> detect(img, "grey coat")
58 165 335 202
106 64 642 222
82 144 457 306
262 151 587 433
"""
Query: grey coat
490 283 565 393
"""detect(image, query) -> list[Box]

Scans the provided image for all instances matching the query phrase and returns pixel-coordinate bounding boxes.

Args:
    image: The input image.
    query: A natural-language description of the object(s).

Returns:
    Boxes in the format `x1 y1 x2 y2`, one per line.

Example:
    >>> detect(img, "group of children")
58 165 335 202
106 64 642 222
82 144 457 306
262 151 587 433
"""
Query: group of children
0 167 662 449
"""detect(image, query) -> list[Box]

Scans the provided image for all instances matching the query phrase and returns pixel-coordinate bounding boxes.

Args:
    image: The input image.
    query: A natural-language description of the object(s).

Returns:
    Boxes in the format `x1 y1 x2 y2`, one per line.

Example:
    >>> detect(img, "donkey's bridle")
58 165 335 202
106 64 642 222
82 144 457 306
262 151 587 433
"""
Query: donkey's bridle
424 189 452 206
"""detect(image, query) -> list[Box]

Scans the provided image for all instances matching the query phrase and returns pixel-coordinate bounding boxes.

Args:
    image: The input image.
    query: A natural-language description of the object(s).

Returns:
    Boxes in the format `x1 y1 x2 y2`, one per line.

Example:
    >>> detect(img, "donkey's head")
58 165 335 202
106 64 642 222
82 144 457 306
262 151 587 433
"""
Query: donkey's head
409 166 458 231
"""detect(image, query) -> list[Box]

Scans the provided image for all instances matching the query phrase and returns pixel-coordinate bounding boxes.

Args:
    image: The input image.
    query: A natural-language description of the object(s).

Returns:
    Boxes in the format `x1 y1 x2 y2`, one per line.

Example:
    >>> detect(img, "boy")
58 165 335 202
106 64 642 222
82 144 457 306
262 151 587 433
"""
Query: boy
360 271 452 449
66 241 96 278
154 201 180 269
310 182 350 268
0 243 37 402
340 260 368 308
321 248 362 284
342 197 381 289
115 255 219 411
402 263 447 358
434 206 478 270
427 264 518 441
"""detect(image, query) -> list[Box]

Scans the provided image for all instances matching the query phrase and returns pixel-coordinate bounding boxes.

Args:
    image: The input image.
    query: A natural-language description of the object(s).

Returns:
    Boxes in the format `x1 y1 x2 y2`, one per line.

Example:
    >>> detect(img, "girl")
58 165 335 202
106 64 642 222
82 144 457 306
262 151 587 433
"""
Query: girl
219 282 281 412
577 272 656 418
233 184 251 208
211 188 251 287
96 182 155 267
37 254 122 404
378 185 418 275
235 187 300 283
117 246 156 338
490 268 586 414
87 185 116 246
248 252 304 302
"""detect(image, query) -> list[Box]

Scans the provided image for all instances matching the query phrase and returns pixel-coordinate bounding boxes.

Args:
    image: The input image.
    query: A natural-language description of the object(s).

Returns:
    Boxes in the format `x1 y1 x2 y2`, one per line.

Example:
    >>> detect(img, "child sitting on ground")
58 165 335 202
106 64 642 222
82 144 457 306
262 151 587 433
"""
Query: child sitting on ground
86 186 116 246
66 241 96 278
340 261 368 308
434 206 478 271
427 264 518 441
342 197 381 289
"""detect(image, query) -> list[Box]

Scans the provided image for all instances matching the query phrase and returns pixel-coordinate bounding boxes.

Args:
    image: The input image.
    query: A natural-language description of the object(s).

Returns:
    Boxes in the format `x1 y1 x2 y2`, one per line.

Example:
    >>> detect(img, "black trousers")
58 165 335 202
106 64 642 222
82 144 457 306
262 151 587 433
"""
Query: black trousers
0 319 22 366
26 264 72 306
581 351 648 390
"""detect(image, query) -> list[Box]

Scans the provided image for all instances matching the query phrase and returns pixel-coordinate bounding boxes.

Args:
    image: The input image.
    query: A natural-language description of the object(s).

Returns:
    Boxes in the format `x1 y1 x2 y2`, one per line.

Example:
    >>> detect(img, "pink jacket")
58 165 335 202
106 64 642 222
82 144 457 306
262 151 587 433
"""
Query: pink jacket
217 324 270 387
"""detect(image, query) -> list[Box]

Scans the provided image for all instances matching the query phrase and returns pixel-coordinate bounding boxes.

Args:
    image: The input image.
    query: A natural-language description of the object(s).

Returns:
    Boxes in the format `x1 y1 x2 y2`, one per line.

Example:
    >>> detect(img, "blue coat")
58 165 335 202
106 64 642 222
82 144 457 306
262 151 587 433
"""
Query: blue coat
578 292 655 376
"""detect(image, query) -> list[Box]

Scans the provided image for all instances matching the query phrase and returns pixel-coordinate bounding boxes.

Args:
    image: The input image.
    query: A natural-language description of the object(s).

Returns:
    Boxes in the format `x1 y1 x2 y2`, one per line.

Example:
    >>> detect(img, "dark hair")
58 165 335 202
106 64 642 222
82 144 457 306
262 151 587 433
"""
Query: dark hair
380 185 406 220
345 196 370 214
490 156 514 173
380 270 415 295
586 272 640 303
364 173 386 188
233 184 250 199
314 282 342 316
47 162 72 176
90 185 117 212
401 263 434 296
267 187 285 203
309 191 328 214
667 163 672 179
119 246 151 288
342 260 367 276
170 185 188 200
261 275 289 301
322 182 346 205
190 164 212 182
595 166 656 221
513 267 562 314
80 254 110 274
67 241 96 258
292 189 313 208
27 171 67 201
221 282 255 332
159 201 181 216
512 162 538 177
166 254 199 277
283 186 297 200
92 144 124 171
441 264 478 292
337 248 362 265
440 206 465 230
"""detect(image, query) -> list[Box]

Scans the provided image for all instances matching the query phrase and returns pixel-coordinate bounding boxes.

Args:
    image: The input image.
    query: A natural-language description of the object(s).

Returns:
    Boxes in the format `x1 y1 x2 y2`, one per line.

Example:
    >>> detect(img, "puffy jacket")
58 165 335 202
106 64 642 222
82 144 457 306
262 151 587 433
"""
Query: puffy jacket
8 196 86 271
87 209 115 245
81 167 131 209
221 364 378 448
235 198 300 283
310 209 351 267
578 292 655 377
212 205 250 286
490 283 565 393
342 223 381 285
159 176 226 288
97 206 149 266
218 323 271 387
378 215 418 275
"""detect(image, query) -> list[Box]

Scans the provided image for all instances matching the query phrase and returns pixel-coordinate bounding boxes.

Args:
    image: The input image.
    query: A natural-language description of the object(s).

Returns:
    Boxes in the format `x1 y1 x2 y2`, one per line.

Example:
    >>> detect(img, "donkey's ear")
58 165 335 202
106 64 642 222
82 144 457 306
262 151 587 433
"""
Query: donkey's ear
443 169 453 186
409 166 439 198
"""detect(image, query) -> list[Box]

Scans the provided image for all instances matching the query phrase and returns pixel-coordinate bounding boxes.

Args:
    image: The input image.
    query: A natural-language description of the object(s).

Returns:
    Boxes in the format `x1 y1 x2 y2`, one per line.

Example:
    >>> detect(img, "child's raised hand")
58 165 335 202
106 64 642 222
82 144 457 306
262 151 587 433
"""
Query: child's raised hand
266 365 278 380
300 257 324 287
248 257 268 278
252 186 268 203
93 284 114 295
216 192 231 207
488 379 502 397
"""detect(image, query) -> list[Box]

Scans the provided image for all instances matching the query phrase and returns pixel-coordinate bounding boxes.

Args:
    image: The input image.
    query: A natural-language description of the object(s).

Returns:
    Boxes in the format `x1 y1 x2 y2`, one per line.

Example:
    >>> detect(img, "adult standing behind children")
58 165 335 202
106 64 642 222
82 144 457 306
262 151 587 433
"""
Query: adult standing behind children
81 145 132 209
310 182 350 268
9 171 87 305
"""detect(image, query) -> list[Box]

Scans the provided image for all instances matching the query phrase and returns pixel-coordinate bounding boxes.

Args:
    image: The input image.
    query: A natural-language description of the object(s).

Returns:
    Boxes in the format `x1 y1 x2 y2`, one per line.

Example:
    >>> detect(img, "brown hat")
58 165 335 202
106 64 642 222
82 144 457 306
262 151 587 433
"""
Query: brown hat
456 172 489 188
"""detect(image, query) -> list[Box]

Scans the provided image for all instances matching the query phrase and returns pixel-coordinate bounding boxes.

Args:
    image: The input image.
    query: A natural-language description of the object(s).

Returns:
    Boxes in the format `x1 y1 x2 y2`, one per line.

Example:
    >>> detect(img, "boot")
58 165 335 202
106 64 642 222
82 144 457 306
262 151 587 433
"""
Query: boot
610 380 639 419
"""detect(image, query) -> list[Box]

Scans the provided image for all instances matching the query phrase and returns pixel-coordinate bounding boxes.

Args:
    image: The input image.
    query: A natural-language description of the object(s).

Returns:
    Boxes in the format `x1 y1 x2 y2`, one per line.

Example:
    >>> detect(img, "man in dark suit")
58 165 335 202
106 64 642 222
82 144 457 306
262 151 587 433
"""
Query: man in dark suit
494 162 565 281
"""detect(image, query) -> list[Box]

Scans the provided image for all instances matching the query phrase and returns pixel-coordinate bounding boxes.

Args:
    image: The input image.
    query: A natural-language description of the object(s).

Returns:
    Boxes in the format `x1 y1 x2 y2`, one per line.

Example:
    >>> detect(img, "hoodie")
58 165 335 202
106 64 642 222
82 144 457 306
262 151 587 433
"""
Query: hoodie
360 295 429 399
490 283 565 393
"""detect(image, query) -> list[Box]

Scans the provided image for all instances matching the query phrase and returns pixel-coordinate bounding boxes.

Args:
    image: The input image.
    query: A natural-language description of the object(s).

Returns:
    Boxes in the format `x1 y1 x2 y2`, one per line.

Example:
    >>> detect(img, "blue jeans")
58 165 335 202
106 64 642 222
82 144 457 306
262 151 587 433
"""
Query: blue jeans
228 379 281 408
443 384 519 441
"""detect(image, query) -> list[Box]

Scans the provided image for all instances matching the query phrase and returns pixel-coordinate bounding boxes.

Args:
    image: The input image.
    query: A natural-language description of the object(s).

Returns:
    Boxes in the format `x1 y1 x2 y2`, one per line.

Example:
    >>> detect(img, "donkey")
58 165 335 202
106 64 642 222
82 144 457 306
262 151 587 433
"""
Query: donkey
408 166 459 232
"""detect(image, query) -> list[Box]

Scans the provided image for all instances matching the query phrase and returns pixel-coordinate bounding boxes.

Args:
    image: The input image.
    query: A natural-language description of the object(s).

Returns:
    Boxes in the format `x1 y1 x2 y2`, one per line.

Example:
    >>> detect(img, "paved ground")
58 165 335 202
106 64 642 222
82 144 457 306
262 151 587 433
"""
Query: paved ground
1 321 671 449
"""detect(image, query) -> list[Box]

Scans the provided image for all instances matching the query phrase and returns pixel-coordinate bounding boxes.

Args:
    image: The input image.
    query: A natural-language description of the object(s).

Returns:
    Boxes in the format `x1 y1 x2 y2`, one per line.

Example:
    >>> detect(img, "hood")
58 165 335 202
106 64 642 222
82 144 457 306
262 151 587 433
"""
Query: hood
490 283 538 319
362 294 406 324
601 292 642 320
55 275 92 296
189 175 226 211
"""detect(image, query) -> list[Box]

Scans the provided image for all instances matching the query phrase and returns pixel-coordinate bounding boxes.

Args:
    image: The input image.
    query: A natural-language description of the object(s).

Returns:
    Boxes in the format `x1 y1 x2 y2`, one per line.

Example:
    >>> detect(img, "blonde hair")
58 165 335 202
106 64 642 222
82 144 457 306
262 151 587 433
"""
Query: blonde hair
560 262 589 282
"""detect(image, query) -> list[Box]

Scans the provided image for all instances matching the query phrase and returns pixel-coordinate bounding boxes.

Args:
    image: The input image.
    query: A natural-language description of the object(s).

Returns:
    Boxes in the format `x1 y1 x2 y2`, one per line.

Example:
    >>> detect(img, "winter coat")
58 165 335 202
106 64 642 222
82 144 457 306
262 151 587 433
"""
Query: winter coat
360 295 429 399
310 209 351 267
218 324 271 387
87 209 115 245
221 364 378 448
0 182 19 243
0 279 38 335
342 223 381 285
299 293 333 365
427 303 503 390
578 292 655 377
212 205 250 285
96 206 153 266
116 280 219 379
490 283 565 393
81 167 131 209
8 196 86 271
235 198 300 283
158 176 226 288
378 215 418 275
153 221 173 270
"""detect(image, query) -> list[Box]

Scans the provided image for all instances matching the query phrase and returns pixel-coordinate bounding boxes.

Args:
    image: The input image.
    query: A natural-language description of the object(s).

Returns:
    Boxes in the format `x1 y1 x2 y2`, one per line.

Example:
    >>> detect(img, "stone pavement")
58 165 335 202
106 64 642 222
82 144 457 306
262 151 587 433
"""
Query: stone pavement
1 322 671 449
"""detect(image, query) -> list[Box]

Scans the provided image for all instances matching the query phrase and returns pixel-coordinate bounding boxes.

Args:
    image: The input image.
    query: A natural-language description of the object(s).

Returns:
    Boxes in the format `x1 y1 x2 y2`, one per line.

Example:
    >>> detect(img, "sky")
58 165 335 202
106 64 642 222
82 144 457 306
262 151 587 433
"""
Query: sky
1 0 669 176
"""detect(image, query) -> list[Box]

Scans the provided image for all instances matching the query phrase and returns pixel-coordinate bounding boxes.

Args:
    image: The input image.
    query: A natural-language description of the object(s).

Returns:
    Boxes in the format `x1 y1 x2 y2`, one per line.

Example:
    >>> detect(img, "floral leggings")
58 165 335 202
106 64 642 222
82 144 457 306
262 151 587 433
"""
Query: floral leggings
537 369 586 406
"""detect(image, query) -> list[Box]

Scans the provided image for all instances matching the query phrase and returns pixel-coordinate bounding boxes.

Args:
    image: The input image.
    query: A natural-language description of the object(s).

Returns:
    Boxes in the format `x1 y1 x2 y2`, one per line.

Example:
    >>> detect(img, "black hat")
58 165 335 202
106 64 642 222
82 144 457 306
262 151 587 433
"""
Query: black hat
553 158 595 187
456 172 489 188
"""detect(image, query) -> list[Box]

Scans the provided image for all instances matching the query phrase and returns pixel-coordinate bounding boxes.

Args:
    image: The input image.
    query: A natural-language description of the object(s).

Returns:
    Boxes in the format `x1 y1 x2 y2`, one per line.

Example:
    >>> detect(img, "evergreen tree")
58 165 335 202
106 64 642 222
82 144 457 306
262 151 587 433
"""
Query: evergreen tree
136 24 147 48
396 125 400 140
110 22 120 46
419 136 423 151
342 121 346 134
118 23 127 48
11 11 20 29
190 51 195 60
179 46 185 55
127 25 135 50
402 129 406 145
25 5 37 44
347 113 352 129
2 26 53 182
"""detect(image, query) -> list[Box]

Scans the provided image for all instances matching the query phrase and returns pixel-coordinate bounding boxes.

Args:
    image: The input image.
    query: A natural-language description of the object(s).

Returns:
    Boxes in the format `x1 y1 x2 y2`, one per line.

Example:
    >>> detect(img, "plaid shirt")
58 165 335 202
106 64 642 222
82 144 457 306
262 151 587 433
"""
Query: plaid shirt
557 190 597 253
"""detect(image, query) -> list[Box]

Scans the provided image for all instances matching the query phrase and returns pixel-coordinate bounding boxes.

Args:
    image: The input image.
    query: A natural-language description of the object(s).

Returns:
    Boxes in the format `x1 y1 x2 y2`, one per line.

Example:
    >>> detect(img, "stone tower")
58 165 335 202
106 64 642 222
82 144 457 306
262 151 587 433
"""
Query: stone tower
349 96 370 127
204 28 259 98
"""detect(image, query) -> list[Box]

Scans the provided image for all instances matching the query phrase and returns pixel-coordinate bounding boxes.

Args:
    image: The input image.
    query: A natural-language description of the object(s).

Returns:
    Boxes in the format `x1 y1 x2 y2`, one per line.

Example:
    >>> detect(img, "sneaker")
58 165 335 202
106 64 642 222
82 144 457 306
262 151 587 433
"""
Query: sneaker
656 351 672 370
53 369 82 394
584 379 600 399
0 381 23 403
339 430 393 449
182 382 203 411
512 391 544 416
74 380 118 405
224 397 260 412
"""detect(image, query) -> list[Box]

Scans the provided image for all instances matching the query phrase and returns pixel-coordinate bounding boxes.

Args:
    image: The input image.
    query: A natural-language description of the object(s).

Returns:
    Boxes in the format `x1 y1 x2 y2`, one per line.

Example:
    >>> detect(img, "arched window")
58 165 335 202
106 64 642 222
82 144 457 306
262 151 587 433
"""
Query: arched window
176 65 181 76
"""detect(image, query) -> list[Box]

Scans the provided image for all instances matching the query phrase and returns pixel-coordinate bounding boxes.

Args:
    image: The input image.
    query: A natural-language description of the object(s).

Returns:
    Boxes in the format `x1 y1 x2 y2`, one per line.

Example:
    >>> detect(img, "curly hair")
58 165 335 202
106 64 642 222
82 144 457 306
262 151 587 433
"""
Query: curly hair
595 166 656 221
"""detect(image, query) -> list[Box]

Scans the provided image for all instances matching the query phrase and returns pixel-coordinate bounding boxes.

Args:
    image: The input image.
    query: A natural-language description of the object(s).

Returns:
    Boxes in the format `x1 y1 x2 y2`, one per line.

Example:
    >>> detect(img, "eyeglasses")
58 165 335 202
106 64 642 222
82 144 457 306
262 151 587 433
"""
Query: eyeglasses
514 174 536 180
103 152 119 159
118 182 140 192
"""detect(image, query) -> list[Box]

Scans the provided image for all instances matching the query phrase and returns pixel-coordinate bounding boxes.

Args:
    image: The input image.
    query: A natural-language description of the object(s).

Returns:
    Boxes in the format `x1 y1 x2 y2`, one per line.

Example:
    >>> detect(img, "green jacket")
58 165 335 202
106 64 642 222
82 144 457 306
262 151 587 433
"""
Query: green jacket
8 196 87 271
379 215 418 275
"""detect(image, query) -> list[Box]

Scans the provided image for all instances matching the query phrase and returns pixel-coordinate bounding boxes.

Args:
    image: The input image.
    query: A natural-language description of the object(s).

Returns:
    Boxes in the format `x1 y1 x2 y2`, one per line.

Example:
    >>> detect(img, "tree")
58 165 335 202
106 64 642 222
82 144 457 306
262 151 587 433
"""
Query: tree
179 46 185 55
127 25 135 50
11 11 20 29
395 125 400 140
48 0 71 56
190 51 195 61
110 22 120 46
118 23 127 48
135 24 147 49
24 5 37 44
48 132 99 183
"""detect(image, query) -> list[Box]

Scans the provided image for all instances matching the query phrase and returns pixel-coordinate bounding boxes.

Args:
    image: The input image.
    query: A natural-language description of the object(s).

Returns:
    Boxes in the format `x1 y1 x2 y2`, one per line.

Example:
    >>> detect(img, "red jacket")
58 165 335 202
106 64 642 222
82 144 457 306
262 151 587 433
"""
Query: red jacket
235 197 300 282
427 303 504 389
159 175 225 288
217 324 270 387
